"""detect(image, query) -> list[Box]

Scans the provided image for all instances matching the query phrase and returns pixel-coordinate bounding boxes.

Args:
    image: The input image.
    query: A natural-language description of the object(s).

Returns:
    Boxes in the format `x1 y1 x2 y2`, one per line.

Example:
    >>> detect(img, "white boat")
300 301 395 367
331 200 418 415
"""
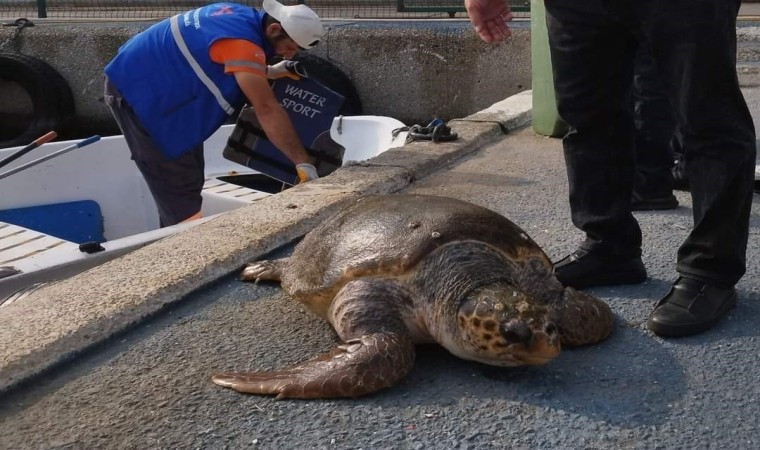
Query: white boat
0 115 408 304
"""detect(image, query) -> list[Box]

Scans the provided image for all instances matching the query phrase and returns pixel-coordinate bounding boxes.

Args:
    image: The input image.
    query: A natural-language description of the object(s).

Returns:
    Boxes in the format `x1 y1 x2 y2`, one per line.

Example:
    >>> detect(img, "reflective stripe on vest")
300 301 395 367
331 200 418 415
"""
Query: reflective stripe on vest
169 14 235 115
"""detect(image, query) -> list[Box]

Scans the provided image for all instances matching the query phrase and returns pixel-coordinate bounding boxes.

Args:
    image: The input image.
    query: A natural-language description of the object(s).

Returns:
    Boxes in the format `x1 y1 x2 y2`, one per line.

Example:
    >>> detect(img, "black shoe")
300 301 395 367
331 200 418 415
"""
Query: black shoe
553 249 647 289
647 277 737 337
631 193 679 211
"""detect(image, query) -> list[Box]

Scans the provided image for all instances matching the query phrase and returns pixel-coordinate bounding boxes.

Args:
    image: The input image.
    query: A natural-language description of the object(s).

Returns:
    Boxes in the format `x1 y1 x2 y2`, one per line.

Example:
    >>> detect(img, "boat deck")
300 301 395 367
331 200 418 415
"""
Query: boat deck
0 176 272 303
0 222 78 269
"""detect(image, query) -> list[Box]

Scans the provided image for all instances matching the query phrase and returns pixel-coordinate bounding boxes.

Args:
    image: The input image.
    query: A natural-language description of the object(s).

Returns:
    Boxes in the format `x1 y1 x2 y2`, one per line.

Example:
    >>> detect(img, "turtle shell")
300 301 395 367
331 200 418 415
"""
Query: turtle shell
281 194 552 311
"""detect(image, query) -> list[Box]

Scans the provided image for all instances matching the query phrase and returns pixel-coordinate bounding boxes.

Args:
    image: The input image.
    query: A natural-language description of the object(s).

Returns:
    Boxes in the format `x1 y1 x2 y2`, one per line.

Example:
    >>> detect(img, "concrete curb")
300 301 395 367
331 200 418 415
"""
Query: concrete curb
0 90 533 394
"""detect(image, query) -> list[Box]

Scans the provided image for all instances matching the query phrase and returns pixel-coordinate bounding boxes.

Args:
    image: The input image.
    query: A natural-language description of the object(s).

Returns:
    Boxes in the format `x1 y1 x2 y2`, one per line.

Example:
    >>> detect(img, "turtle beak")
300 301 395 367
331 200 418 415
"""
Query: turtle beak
498 319 561 365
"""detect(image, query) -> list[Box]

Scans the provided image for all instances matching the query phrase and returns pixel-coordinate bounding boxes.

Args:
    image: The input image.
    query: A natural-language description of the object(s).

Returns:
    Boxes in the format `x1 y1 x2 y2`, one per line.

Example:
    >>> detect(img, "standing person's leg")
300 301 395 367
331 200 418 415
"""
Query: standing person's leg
670 132 688 191
630 46 678 211
639 0 755 336
103 76 206 228
545 0 646 289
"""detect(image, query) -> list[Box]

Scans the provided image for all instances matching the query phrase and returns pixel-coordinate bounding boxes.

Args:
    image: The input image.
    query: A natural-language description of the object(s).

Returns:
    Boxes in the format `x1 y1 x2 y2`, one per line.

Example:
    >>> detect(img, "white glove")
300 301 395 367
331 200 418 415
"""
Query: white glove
296 163 318 184
266 60 308 80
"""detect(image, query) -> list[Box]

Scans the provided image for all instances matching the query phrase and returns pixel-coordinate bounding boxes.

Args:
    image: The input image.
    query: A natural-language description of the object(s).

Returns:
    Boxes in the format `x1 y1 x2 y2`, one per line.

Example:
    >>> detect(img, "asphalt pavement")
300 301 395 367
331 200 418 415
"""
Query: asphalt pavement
1 88 760 449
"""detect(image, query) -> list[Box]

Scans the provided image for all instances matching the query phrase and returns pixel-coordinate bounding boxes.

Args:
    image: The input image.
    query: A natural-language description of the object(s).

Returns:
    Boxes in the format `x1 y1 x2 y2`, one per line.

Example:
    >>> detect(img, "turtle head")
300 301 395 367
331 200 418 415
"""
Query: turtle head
451 283 560 367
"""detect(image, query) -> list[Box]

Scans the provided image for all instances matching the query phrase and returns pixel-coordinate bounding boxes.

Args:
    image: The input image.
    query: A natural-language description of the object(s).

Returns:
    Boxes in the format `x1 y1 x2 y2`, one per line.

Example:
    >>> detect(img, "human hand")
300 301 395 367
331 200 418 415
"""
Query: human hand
465 0 513 43
296 163 319 183
266 60 308 80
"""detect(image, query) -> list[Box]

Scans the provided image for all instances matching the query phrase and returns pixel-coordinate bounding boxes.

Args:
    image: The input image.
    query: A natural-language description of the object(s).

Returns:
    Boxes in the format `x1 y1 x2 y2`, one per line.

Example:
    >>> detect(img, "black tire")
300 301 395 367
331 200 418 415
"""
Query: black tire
0 53 75 148
290 53 363 116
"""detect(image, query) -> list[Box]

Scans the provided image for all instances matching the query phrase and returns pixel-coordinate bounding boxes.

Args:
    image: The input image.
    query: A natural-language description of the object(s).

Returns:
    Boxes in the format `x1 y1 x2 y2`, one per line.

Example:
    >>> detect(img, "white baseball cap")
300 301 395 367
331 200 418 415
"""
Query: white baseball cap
262 0 324 49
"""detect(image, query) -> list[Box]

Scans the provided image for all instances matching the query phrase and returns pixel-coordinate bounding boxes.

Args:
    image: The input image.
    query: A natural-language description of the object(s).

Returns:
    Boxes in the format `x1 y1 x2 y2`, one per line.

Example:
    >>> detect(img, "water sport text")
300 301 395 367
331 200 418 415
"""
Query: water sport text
280 84 326 119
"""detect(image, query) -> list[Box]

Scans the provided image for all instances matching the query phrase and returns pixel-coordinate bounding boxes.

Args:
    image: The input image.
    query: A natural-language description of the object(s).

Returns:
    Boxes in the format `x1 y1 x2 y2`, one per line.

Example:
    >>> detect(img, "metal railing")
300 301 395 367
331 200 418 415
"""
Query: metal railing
0 0 530 21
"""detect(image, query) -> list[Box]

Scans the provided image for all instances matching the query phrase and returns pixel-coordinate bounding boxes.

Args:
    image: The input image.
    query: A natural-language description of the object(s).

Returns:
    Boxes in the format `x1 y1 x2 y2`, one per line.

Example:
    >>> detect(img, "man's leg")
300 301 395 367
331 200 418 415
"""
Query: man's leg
639 0 755 336
630 46 678 211
670 131 688 191
545 0 646 288
103 77 205 228
131 146 205 228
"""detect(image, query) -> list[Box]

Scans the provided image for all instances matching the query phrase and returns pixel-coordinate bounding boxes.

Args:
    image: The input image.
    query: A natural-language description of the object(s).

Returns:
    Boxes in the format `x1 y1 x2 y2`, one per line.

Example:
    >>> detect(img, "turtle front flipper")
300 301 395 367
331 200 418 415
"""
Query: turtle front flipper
554 287 614 346
212 332 414 399
241 258 288 283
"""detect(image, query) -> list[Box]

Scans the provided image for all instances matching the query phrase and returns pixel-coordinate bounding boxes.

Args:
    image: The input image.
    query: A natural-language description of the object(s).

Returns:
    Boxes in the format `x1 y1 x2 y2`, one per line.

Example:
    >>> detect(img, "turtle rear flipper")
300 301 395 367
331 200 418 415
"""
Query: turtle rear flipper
241 258 288 283
554 287 614 346
212 332 415 399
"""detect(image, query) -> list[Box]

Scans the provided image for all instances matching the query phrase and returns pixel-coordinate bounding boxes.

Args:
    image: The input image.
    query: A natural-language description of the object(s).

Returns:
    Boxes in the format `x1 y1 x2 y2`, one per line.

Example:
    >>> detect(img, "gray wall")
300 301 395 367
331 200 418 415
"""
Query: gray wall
0 20 530 140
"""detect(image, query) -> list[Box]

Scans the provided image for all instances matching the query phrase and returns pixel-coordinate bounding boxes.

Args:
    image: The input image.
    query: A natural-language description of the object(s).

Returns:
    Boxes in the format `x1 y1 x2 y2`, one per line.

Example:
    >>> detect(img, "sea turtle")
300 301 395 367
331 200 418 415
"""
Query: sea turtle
212 194 613 399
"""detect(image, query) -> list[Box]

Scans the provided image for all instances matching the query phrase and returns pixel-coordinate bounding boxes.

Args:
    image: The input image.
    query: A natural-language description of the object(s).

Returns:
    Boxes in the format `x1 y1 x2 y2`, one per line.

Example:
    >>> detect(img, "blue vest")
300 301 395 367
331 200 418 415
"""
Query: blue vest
105 3 274 159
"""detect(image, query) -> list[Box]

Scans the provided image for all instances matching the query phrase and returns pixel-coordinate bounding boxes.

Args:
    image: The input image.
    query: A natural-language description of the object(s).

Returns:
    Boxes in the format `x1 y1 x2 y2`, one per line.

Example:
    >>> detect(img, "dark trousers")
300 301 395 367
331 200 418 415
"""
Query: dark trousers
631 47 677 199
545 0 755 285
104 77 205 228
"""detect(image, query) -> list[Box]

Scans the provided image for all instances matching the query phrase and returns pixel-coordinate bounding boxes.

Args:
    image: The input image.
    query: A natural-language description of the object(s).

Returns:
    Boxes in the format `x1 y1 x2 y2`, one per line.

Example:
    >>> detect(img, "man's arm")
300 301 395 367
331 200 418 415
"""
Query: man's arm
234 70 312 166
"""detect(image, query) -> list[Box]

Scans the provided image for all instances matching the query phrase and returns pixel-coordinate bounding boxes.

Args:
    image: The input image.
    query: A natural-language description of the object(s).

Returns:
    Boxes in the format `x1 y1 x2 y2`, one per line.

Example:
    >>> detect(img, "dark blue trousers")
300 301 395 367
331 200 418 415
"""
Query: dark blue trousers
545 0 755 285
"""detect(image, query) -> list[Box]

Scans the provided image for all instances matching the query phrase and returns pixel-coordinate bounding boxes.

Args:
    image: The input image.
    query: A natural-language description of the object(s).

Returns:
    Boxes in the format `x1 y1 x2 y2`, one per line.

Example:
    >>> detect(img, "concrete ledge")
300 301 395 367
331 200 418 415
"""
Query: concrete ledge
0 90 534 393
738 61 760 87
0 20 531 140
451 89 533 132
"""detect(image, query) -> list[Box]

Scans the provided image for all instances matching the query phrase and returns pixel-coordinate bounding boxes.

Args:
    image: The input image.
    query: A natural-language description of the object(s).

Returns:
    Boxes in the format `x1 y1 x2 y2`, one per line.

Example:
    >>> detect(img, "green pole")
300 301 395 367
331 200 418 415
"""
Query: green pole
530 0 568 137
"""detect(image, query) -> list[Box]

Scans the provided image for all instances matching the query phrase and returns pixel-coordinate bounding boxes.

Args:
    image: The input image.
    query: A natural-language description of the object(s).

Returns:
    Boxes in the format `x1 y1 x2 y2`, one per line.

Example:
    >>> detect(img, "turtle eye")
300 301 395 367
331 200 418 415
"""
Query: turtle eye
545 323 558 336
500 320 533 344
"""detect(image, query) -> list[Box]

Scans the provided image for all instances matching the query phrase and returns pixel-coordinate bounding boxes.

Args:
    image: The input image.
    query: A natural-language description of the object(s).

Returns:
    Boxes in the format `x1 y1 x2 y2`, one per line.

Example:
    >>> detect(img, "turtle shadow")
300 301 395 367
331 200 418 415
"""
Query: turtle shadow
379 289 760 427
218 277 679 428
221 277 687 429
378 319 685 428
205 261 755 426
